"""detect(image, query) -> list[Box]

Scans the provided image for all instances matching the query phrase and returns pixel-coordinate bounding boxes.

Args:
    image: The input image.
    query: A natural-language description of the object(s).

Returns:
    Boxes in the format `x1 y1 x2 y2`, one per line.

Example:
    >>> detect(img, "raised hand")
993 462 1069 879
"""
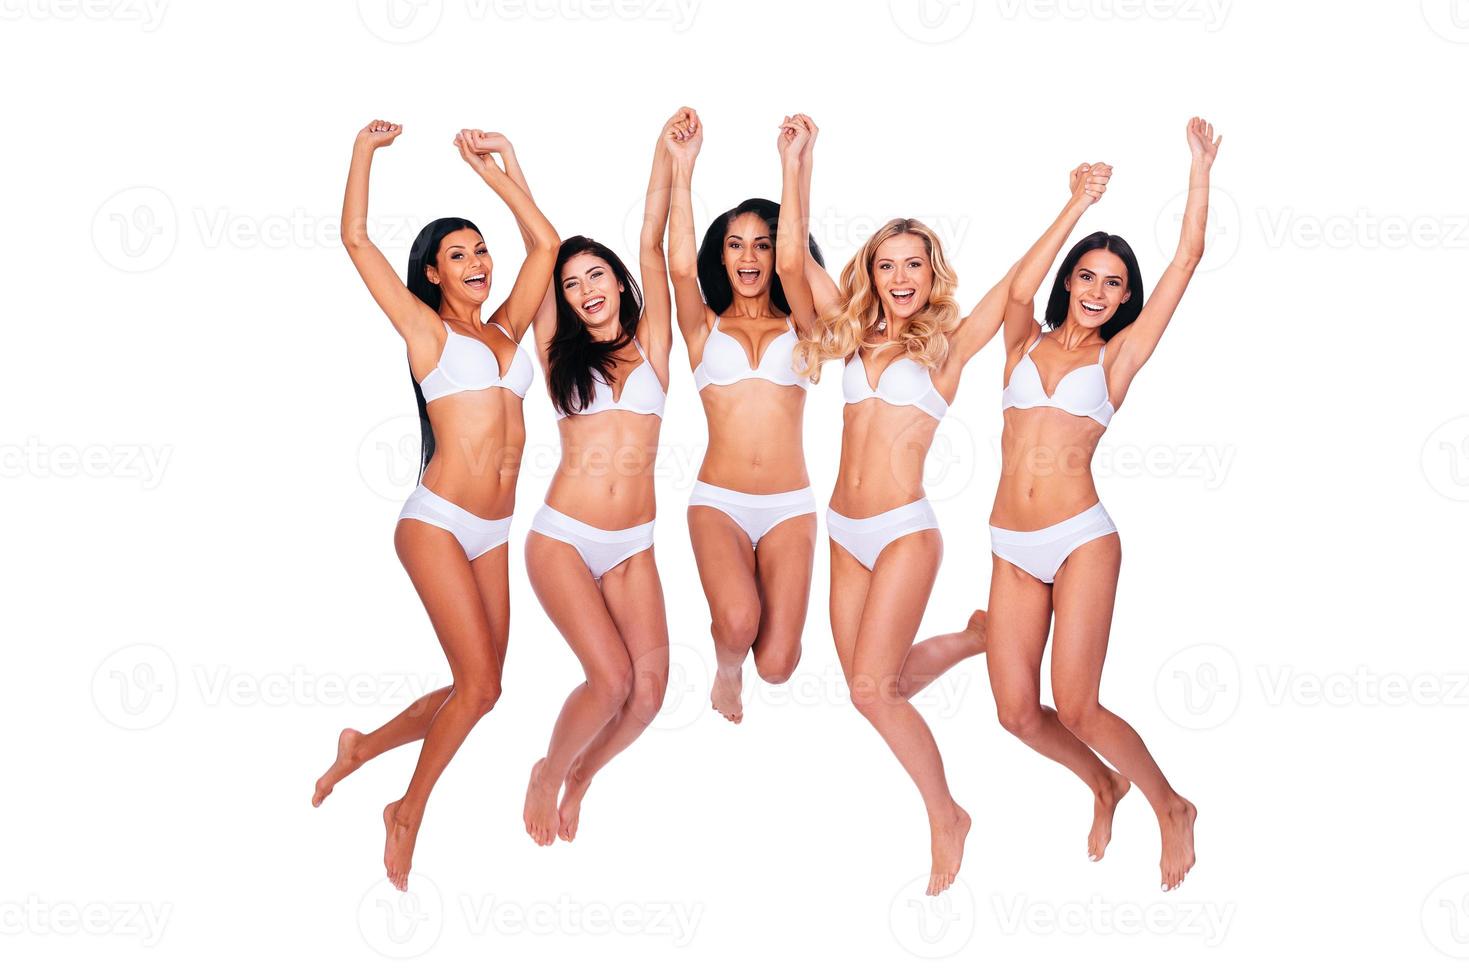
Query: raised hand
793 113 818 163
461 129 515 158
454 128 507 177
356 119 402 151
1186 116 1221 168
663 106 702 163
1067 161 1112 206
776 114 809 167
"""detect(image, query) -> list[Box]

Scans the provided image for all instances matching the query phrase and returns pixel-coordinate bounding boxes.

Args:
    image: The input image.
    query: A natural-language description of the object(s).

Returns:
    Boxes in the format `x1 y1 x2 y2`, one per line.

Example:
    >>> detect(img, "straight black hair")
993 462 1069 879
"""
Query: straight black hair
1043 231 1144 342
404 217 483 476
696 197 824 315
547 236 644 417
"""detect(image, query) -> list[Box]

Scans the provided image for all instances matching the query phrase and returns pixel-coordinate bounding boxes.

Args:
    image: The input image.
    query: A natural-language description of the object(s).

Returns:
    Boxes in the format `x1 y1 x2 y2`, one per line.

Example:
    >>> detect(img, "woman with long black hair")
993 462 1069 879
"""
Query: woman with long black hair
313 120 557 891
518 110 682 846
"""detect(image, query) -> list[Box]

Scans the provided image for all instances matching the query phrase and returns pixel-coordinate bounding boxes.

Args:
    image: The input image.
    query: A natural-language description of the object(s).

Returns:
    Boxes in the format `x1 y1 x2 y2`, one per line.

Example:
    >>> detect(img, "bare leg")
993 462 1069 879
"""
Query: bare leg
688 506 759 723
897 609 988 700
1051 535 1195 890
749 512 817 686
556 548 670 841
381 526 509 890
987 554 1129 862
521 531 636 846
833 531 970 897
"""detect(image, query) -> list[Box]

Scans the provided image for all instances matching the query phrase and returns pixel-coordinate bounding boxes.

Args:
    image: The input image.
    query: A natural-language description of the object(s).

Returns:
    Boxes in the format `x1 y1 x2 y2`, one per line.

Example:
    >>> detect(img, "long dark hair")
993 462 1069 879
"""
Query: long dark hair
547 236 644 417
696 197 824 316
1043 231 1144 342
404 217 483 475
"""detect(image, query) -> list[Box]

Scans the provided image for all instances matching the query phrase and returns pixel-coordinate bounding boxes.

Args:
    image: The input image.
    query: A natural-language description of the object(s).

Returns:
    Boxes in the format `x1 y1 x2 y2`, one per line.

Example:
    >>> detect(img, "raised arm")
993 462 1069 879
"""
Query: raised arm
1001 161 1112 353
637 113 677 374
340 120 438 340
789 114 839 321
1105 117 1221 389
774 118 821 335
454 129 559 342
665 107 711 347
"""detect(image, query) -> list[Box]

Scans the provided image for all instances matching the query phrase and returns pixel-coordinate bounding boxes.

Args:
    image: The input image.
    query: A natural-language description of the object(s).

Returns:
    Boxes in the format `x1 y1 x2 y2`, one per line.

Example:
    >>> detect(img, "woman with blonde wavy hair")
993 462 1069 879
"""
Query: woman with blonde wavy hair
778 117 1005 896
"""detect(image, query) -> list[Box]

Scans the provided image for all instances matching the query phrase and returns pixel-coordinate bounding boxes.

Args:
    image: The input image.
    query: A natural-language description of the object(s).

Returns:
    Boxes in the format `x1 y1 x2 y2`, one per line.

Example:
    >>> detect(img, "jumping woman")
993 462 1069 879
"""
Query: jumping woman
519 110 682 845
666 109 828 724
780 117 1009 896
986 118 1219 891
316 120 557 891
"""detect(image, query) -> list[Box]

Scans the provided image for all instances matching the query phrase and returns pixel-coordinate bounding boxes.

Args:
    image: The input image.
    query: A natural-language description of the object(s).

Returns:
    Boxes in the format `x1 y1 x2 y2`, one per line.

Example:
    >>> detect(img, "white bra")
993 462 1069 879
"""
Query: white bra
1001 333 1115 427
420 320 533 402
694 317 809 391
554 336 666 419
842 348 949 420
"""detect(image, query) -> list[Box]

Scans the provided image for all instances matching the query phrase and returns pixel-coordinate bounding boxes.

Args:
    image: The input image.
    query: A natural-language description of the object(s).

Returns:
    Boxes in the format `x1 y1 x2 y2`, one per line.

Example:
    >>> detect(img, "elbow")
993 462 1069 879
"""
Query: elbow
775 250 805 279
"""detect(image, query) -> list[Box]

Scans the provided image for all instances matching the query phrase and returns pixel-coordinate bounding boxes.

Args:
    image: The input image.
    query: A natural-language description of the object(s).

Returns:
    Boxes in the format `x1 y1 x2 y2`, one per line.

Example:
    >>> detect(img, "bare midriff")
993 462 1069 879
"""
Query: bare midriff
829 401 939 518
418 390 526 519
990 407 1106 530
544 411 663 528
696 383 810 493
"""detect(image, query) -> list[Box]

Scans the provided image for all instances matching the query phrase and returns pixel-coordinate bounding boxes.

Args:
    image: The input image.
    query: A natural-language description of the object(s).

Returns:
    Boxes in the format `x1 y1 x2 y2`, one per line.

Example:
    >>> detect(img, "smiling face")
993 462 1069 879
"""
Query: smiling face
559 250 624 328
722 212 774 299
872 232 933 323
1066 249 1131 329
425 229 492 305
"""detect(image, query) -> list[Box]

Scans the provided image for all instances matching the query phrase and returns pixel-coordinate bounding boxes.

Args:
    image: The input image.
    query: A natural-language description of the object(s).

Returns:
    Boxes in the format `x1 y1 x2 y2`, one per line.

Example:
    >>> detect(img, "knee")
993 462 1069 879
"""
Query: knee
459 679 502 718
754 642 801 685
997 701 1043 740
1056 698 1102 739
710 604 760 653
848 671 899 722
626 670 668 725
589 662 635 709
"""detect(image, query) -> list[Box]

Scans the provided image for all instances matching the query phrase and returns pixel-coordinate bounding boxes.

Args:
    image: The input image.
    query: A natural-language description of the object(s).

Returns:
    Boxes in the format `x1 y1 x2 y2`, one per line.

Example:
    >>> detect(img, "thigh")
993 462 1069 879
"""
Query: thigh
1049 532 1121 706
851 529 942 689
688 504 760 617
986 553 1055 710
752 512 817 651
525 530 631 681
599 549 671 703
469 541 511 676
395 520 499 682
828 536 871 685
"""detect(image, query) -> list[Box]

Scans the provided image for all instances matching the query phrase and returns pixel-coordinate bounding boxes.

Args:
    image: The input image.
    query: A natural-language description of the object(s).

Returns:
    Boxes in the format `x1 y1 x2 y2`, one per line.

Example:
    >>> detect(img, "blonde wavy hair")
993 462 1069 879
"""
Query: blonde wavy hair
795 218 961 382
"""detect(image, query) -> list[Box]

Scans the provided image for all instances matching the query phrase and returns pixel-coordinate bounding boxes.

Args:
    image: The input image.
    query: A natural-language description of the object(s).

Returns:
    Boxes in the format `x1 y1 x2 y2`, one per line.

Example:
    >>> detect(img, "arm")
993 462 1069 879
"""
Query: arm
638 116 676 376
790 114 839 320
665 108 711 348
1001 161 1112 353
340 120 438 340
775 119 821 336
1105 117 1222 388
455 129 559 342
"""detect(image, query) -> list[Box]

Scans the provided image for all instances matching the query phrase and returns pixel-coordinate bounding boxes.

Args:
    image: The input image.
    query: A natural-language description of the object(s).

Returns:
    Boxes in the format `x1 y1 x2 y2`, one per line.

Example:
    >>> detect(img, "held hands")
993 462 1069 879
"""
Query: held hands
662 106 702 164
776 113 817 168
1186 115 1222 168
454 128 512 178
356 119 402 151
1068 161 1112 208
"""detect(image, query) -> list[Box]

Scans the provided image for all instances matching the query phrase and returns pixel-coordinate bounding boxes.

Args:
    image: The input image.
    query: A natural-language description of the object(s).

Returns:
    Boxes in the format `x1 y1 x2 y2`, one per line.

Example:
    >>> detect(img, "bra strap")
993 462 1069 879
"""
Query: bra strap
1097 342 1107 364
1026 332 1043 354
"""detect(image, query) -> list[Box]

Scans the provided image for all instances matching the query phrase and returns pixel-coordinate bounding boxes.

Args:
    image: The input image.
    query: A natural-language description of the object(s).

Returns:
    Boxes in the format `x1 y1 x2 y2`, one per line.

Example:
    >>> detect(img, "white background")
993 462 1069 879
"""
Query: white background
4 0 1467 973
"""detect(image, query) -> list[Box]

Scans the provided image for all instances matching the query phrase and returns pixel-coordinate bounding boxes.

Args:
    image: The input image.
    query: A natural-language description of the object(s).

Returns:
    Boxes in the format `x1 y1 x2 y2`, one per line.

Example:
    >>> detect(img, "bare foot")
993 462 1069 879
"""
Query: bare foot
556 765 593 842
522 758 560 846
964 609 988 654
1159 797 1198 891
710 666 743 724
312 728 363 806
927 804 972 896
382 800 419 892
1088 769 1131 862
